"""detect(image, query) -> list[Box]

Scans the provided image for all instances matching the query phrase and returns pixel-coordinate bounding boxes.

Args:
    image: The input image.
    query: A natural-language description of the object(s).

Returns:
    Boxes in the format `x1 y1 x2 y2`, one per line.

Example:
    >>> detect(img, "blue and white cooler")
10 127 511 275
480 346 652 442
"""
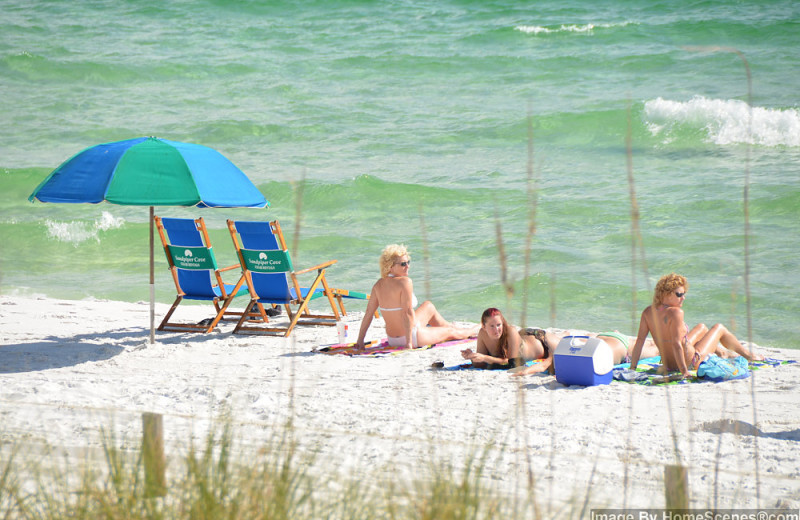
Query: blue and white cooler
553 336 614 386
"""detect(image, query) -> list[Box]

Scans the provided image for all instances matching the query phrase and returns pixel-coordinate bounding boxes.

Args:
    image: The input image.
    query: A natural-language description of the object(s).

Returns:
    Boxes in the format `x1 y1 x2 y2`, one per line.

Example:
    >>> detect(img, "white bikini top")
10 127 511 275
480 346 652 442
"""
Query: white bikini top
379 293 418 312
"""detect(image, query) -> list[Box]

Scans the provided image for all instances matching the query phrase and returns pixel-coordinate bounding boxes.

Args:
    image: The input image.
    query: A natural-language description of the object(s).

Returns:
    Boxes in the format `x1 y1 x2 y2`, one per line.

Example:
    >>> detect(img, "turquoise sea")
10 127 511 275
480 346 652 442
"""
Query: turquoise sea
1 1 798 348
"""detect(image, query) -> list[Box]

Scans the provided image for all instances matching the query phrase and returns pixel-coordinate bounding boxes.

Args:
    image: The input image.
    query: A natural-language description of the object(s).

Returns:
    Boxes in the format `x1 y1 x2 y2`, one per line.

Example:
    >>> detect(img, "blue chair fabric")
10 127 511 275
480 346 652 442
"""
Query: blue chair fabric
155 216 250 333
228 219 363 337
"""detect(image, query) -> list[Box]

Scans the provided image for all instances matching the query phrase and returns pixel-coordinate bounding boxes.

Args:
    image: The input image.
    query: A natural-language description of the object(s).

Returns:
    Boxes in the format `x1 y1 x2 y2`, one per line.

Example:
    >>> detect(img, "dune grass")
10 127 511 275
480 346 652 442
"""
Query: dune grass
0 417 532 520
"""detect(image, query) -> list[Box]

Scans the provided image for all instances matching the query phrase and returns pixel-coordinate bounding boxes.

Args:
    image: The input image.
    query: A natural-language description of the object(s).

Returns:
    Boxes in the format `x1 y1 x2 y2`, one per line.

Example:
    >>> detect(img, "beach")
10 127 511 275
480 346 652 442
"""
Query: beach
3 2 799 515
1 295 798 512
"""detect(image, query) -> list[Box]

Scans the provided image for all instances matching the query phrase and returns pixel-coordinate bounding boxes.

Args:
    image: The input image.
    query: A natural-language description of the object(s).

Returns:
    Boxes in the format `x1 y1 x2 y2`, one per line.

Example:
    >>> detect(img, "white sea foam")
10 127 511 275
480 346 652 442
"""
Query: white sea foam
45 211 125 244
95 211 125 231
644 96 800 147
515 22 631 35
515 25 555 35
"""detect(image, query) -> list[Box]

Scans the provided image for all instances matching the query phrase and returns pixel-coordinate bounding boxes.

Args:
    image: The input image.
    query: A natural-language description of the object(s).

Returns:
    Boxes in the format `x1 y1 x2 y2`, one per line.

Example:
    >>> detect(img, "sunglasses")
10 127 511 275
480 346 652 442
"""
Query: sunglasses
675 291 686 298
396 261 410 267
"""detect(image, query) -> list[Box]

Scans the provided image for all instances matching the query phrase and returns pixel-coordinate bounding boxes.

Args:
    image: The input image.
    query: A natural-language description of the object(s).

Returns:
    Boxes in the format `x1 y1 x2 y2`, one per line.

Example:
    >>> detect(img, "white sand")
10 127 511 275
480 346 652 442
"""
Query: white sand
1 295 799 511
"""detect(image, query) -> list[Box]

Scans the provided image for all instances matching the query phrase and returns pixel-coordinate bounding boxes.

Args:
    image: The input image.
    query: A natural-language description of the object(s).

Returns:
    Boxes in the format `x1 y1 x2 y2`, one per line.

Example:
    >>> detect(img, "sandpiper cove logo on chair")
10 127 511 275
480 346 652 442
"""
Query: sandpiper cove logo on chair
242 249 292 273
168 245 214 270
173 251 208 268
247 252 286 271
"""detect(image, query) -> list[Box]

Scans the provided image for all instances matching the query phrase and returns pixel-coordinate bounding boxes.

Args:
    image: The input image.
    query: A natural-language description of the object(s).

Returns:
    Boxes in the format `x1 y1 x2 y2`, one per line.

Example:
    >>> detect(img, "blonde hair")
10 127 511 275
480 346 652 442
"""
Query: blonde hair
653 273 688 306
380 244 410 277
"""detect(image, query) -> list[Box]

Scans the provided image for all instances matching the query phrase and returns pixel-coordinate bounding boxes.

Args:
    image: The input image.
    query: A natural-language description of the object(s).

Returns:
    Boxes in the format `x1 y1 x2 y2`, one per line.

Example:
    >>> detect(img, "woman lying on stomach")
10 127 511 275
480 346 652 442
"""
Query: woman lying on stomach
461 308 660 375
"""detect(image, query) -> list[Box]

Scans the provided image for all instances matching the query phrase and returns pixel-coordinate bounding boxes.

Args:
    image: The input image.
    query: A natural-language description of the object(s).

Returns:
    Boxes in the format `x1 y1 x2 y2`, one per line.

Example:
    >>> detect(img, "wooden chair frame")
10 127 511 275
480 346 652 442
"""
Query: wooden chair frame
223 219 344 337
155 216 259 333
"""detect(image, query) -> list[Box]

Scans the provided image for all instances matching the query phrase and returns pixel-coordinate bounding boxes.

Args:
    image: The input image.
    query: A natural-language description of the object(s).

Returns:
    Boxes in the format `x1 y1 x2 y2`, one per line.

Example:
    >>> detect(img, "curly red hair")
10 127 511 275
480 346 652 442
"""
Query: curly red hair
653 273 688 306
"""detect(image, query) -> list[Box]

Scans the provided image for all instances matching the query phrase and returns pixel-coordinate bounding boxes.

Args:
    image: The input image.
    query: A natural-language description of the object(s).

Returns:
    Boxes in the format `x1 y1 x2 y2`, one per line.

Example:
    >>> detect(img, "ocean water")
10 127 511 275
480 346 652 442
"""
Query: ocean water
1 1 798 348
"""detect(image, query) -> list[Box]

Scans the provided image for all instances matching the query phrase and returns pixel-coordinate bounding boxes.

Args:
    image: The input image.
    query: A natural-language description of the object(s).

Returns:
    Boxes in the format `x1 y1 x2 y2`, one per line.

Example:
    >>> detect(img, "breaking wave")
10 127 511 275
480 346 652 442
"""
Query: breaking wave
514 22 633 35
45 211 125 244
644 96 800 147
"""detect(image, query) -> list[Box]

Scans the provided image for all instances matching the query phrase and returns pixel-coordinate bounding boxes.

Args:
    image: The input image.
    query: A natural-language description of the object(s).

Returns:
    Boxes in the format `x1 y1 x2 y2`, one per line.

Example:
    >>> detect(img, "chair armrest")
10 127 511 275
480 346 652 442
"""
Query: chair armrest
218 264 241 273
294 259 337 275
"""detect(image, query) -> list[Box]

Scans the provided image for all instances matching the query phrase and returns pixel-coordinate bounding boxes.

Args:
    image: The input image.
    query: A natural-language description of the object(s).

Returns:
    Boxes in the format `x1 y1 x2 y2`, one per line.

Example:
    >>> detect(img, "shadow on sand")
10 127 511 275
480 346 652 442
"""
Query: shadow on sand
0 325 249 373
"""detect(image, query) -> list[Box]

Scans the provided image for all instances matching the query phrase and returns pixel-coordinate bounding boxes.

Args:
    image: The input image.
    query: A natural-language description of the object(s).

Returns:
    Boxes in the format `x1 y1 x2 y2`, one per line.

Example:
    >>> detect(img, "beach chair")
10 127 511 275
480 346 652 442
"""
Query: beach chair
225 219 367 337
155 216 257 333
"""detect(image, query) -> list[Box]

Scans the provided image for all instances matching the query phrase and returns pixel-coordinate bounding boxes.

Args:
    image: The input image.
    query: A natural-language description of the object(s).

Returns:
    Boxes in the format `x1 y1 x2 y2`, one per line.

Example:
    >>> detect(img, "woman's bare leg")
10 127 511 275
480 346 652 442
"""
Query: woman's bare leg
413 300 479 346
592 335 627 364
592 332 659 364
687 323 708 345
415 300 450 327
683 323 709 369
712 323 763 361
416 324 480 347
690 323 762 366
692 324 735 368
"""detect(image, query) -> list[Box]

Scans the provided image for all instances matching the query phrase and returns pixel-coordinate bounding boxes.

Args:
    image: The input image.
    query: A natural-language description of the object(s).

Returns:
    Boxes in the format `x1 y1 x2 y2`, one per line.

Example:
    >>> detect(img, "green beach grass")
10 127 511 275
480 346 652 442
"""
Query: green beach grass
0 416 531 519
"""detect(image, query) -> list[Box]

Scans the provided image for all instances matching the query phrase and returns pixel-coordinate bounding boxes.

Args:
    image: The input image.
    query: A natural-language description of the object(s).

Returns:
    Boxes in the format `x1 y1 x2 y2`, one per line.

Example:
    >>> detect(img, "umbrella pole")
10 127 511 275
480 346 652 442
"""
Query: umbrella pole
149 206 155 344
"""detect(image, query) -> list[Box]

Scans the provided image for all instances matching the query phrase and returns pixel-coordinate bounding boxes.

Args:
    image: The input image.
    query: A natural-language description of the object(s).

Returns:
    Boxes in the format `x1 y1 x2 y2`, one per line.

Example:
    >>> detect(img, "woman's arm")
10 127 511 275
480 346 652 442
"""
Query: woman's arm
461 330 510 367
399 278 415 349
505 328 523 362
510 351 553 377
355 284 380 349
629 308 652 370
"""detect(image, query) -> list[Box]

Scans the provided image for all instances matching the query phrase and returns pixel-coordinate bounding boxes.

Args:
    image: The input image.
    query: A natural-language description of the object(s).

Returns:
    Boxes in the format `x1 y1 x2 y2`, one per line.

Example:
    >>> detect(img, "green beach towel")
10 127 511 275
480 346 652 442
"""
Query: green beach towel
613 355 795 386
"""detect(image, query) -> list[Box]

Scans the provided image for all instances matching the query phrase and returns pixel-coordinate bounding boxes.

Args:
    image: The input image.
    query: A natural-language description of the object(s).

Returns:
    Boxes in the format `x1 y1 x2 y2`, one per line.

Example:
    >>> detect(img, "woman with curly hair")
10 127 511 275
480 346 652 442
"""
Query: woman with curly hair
354 244 479 350
628 273 762 377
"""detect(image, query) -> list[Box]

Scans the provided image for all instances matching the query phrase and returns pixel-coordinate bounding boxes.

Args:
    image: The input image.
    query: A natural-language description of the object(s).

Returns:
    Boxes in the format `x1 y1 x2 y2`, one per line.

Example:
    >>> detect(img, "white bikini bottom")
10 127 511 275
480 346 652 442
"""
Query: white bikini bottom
386 324 419 348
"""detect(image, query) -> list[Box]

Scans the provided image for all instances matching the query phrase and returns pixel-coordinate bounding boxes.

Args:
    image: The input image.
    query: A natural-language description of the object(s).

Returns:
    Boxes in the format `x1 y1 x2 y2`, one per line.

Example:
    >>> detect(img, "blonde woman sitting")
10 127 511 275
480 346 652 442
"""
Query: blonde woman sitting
355 244 479 350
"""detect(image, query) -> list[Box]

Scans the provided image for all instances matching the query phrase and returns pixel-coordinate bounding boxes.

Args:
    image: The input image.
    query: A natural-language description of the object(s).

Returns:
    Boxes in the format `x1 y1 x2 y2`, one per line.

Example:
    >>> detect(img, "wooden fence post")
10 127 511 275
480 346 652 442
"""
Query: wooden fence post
142 412 166 497
664 464 688 509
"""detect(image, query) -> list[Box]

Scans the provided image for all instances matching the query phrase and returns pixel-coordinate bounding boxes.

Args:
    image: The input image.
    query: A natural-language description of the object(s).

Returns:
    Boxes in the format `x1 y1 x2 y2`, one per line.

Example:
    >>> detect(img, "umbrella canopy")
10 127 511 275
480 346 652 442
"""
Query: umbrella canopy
29 136 267 208
29 136 268 343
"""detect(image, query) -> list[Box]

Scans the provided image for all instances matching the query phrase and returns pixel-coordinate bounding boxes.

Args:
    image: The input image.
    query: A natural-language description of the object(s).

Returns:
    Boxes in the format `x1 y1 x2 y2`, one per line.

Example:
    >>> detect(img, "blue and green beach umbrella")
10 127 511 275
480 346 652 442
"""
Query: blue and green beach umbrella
29 136 267 207
30 136 269 342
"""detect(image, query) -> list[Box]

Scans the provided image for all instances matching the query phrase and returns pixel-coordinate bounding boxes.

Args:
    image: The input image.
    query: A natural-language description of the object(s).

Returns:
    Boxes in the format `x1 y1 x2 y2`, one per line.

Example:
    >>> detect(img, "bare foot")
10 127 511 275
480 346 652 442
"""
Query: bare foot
745 351 765 362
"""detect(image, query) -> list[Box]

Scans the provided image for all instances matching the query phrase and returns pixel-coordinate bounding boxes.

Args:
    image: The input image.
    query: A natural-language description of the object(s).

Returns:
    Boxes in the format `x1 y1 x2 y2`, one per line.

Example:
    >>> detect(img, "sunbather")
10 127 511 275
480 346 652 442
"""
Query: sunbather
354 244 479 350
460 308 552 370
461 308 659 375
628 272 763 378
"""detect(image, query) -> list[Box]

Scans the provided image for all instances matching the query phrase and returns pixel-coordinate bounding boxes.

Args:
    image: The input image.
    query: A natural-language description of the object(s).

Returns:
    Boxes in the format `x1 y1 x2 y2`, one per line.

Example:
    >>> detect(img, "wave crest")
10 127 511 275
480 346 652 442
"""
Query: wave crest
46 211 125 244
644 96 800 147
514 22 631 35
